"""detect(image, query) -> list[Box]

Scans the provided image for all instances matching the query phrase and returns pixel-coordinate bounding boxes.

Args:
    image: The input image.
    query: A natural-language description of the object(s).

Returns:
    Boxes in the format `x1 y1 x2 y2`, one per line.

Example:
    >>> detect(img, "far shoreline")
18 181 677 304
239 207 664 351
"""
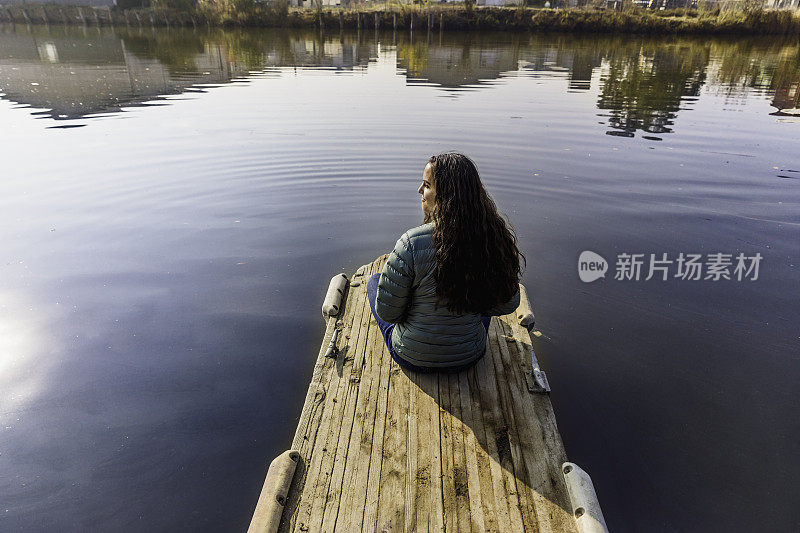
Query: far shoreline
2 4 799 36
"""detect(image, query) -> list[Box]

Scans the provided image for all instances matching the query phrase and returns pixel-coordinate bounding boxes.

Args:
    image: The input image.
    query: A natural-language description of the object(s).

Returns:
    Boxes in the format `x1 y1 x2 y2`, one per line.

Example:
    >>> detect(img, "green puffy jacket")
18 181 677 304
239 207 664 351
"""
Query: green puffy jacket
375 222 521 369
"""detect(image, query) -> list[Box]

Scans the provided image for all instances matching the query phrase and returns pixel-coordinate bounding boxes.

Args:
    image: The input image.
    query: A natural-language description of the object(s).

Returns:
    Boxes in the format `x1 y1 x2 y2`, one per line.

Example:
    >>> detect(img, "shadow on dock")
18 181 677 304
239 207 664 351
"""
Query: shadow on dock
276 254 576 532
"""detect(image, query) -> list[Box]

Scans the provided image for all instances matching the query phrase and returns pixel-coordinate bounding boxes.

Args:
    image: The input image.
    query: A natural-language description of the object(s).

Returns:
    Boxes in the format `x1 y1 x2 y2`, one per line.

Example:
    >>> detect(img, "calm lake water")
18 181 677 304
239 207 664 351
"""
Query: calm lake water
1 23 798 532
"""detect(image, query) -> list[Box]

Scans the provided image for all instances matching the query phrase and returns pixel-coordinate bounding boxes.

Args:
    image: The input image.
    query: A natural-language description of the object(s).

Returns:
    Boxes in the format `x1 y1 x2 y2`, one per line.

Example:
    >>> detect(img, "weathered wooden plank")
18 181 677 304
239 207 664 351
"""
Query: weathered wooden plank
375 361 410 531
316 260 382 530
337 281 388 530
492 315 575 532
361 259 394 531
457 369 490 532
427 372 445 532
404 369 419 532
360 313 392 530
465 363 506 532
292 264 371 532
408 370 444 531
473 341 526 532
281 267 360 532
289 315 336 451
438 372 458 533
486 320 541 532
492 317 558 532
504 315 569 463
505 316 573 508
446 371 472 533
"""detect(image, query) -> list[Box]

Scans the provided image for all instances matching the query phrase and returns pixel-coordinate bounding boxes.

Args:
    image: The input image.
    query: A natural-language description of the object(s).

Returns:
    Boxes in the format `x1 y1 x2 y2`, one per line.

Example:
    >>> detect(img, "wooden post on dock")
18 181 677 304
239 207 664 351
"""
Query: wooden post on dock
338 10 343 31
374 12 379 30
318 12 323 30
428 12 432 30
393 12 396 30
410 13 414 33
440 13 443 31
357 12 361 30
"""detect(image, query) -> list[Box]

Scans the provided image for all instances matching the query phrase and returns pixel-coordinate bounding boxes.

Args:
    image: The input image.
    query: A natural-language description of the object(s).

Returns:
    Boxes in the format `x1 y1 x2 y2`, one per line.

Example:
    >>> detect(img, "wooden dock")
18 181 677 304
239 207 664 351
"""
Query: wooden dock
251 254 587 532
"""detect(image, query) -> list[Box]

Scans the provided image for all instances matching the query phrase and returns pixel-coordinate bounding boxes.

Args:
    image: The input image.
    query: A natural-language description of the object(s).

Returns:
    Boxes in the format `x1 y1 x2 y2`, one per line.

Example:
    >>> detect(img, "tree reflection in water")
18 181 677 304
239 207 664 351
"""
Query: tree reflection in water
596 39 709 139
705 38 800 114
0 26 798 128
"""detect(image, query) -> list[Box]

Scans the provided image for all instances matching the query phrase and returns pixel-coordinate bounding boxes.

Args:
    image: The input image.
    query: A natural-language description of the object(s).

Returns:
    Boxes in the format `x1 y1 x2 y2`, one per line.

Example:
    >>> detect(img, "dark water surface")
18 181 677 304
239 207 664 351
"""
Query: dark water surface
1 24 798 532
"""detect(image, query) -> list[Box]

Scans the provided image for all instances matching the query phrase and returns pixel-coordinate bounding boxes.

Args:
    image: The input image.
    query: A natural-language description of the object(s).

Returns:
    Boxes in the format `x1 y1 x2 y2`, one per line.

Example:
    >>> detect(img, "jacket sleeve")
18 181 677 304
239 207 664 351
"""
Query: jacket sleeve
375 233 415 324
485 285 521 317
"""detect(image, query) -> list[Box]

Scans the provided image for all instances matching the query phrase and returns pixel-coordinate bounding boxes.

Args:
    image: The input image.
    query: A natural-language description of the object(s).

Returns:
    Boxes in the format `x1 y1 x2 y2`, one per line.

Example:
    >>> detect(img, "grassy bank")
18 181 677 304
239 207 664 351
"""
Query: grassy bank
2 3 799 35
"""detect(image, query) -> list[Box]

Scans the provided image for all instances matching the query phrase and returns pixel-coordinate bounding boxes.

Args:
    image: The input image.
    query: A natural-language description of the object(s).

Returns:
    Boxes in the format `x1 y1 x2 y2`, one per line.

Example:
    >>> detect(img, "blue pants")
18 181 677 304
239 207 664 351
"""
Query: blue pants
366 273 490 373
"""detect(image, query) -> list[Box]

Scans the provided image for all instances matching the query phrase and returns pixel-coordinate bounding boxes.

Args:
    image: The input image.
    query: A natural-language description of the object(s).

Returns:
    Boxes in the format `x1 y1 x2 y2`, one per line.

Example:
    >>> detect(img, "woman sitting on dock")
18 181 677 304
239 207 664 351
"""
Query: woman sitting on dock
367 152 524 373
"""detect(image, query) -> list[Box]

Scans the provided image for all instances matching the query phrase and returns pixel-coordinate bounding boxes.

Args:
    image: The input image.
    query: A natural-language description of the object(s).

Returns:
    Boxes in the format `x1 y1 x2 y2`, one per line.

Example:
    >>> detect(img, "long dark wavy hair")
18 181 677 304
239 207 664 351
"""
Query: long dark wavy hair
424 153 525 314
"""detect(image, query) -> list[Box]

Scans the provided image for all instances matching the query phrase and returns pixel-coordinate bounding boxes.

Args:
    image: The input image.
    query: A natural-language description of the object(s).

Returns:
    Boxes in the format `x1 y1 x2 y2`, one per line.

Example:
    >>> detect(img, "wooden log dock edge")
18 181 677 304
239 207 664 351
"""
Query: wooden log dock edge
249 255 608 533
